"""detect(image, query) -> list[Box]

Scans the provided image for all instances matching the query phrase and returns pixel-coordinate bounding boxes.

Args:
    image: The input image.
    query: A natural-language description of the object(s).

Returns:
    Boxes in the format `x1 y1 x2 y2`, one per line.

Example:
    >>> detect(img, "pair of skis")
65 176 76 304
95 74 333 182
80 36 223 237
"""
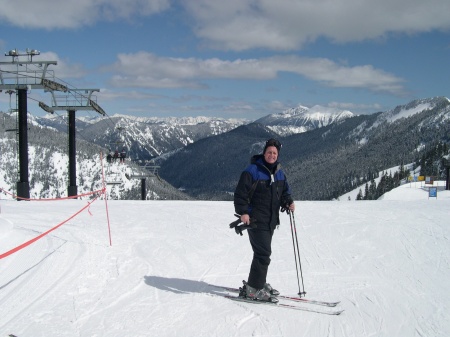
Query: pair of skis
210 284 344 315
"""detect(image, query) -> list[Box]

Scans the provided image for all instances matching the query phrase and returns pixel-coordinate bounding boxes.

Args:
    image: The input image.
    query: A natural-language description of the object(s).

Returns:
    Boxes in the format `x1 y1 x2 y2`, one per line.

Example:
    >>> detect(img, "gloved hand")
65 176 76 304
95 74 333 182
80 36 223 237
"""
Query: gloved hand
229 214 257 236
281 201 295 214
288 202 295 212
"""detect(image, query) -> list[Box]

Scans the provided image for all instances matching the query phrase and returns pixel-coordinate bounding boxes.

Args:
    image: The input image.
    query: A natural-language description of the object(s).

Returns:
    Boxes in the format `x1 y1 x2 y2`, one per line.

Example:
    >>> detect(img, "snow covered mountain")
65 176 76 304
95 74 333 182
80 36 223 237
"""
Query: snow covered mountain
255 105 354 136
159 96 450 200
36 106 354 162
0 113 193 201
1 96 448 201
347 96 450 145
36 114 248 161
375 96 450 125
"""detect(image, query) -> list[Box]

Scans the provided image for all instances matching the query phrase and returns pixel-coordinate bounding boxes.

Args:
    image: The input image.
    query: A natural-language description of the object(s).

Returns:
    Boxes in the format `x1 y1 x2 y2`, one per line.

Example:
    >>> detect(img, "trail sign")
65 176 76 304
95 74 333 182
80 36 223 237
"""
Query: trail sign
429 187 437 199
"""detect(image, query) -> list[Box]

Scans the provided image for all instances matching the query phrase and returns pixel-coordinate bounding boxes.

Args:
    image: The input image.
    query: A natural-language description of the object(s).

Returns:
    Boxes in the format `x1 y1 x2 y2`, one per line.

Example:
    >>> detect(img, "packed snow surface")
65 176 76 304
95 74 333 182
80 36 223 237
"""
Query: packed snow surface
1 182 449 336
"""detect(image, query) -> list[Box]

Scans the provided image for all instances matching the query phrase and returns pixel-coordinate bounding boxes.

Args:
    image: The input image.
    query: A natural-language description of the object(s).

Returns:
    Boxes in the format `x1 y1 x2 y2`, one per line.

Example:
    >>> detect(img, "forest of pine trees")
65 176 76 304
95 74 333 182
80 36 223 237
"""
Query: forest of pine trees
419 141 449 177
355 166 409 200
355 141 449 200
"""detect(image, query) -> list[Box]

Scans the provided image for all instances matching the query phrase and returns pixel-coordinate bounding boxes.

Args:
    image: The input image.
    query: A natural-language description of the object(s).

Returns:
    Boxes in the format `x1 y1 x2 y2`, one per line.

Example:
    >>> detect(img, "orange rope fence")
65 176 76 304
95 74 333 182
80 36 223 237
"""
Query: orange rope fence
0 152 113 259
0 194 102 260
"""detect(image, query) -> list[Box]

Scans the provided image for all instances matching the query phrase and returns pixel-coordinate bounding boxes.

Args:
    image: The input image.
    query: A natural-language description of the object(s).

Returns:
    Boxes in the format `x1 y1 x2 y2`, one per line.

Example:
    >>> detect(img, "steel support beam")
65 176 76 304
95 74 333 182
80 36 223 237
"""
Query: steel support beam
16 88 30 200
141 178 146 200
68 110 78 198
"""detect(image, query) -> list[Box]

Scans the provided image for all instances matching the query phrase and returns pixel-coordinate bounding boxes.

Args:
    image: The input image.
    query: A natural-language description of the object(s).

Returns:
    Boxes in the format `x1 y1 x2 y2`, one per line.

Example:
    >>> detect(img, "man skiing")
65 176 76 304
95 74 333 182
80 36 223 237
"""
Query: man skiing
234 138 295 302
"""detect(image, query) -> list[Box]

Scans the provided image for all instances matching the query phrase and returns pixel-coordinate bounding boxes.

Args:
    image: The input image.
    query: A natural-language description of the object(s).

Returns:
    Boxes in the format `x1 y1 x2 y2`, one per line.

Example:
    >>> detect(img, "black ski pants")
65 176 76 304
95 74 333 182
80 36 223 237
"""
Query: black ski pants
247 229 273 290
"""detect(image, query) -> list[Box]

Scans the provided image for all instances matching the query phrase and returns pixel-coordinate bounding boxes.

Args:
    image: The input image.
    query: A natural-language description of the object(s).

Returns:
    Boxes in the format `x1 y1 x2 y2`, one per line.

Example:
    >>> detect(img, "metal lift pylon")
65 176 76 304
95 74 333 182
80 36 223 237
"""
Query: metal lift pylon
0 48 62 200
39 88 106 198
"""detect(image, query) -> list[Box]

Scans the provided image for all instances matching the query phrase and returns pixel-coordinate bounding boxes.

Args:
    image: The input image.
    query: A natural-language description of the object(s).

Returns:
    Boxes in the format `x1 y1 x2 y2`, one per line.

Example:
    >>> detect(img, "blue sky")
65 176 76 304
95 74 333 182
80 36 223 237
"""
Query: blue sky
0 0 449 120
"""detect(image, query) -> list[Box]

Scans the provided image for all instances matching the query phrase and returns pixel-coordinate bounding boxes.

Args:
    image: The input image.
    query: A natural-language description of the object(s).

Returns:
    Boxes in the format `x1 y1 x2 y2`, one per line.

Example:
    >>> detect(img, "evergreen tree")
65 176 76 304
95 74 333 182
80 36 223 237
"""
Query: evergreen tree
364 183 369 200
368 179 377 200
356 189 363 200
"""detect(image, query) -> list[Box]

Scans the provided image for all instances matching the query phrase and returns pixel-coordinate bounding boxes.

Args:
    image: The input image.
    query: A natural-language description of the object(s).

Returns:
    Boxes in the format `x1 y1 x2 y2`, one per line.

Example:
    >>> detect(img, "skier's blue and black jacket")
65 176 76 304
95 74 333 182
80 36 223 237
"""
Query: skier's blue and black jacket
234 154 293 232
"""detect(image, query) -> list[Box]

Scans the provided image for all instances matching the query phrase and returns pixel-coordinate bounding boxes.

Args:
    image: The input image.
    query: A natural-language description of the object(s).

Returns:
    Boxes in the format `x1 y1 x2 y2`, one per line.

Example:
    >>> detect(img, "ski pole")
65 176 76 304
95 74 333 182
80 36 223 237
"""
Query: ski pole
288 210 302 296
291 211 306 297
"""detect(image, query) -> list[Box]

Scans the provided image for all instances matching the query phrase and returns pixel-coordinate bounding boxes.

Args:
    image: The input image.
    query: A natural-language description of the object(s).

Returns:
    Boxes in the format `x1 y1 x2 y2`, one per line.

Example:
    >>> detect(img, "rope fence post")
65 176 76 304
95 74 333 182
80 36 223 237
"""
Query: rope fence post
100 151 112 246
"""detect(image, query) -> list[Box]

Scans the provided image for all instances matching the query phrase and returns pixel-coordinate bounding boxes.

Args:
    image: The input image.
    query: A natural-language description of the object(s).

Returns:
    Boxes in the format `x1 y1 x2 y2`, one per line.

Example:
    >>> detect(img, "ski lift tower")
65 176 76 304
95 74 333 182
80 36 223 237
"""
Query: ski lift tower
444 158 450 190
126 164 160 200
39 88 106 198
0 48 66 200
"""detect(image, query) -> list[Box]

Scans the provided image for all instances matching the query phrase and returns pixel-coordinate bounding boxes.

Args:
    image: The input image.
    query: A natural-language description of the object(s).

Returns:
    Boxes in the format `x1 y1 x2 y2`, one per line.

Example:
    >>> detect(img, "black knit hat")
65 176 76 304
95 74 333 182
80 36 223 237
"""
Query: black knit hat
263 138 282 154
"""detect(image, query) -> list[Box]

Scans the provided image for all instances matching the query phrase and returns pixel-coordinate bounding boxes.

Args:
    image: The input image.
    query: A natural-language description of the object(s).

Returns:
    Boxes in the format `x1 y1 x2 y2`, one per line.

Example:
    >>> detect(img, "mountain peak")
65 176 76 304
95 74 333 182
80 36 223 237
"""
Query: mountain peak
379 96 450 124
255 104 354 136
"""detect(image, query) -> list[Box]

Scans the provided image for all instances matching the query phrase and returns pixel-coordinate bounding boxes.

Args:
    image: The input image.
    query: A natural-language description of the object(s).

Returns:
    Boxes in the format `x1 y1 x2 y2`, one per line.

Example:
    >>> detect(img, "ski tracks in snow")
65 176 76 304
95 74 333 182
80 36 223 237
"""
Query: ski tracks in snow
0 221 81 330
1 198 449 336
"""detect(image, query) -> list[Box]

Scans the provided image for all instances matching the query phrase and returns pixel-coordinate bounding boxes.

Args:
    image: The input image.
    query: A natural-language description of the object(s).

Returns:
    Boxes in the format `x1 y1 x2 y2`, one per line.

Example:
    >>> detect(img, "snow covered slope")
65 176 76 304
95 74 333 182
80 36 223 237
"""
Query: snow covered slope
255 104 354 136
0 183 449 336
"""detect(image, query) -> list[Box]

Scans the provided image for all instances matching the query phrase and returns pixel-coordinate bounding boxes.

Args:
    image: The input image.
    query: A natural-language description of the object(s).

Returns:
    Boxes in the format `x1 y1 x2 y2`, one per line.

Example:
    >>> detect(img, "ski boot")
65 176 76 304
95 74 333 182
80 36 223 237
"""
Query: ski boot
241 282 279 303
264 282 280 296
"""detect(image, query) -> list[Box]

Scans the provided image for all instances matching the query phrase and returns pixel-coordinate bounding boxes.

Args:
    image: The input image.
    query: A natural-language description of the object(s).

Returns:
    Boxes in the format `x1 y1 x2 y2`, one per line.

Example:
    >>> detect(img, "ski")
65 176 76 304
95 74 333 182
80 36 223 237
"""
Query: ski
275 294 340 308
222 294 344 315
210 284 340 307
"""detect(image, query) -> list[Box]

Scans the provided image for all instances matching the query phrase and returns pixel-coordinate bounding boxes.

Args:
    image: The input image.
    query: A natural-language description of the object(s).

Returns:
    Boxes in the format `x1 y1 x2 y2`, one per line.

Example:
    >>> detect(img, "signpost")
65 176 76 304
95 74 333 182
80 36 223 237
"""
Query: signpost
428 187 437 199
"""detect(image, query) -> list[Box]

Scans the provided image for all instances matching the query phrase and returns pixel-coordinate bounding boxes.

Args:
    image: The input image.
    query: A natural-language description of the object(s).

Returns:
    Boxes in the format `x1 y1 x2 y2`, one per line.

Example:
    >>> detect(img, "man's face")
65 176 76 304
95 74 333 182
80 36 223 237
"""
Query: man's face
264 146 278 164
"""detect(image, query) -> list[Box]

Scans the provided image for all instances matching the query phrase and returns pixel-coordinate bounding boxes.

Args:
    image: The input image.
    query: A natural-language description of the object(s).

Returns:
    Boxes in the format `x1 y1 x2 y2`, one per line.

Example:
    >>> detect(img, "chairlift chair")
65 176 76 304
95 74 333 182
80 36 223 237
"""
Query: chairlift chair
106 172 122 185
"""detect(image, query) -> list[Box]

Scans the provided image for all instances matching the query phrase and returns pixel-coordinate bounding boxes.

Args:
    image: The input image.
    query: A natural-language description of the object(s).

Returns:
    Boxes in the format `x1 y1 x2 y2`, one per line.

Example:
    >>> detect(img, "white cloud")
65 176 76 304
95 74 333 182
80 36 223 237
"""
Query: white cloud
107 52 406 95
106 52 275 89
0 50 86 91
0 0 170 29
182 0 450 50
3 0 448 50
97 89 163 102
270 56 407 95
327 101 384 113
267 100 291 111
36 52 87 80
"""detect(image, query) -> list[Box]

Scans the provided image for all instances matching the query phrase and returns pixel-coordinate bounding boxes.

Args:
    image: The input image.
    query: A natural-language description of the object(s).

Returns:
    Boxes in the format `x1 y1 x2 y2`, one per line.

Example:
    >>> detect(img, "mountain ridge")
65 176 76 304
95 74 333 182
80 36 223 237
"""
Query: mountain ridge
255 104 354 136
1 96 449 200
159 96 450 200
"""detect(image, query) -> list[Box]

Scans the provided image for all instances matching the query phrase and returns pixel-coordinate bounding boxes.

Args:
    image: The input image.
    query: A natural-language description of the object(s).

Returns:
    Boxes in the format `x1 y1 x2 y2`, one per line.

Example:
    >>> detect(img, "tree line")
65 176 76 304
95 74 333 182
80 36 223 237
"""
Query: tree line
355 141 449 200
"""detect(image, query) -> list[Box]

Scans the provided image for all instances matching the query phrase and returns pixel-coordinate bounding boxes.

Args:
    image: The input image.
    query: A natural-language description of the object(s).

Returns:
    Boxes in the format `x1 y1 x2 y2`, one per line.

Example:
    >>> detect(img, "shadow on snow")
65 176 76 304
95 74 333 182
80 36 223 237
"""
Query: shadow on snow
144 275 228 296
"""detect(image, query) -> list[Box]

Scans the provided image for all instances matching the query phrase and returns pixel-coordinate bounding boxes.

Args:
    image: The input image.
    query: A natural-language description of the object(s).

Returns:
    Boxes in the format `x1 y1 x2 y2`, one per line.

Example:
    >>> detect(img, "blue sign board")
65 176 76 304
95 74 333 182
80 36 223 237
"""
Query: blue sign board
429 187 437 198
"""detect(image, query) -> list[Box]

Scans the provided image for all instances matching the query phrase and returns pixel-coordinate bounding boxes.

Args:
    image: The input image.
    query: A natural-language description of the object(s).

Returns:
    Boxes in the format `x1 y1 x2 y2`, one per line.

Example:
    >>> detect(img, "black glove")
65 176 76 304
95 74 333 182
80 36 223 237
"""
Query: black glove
281 200 293 214
229 214 257 236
